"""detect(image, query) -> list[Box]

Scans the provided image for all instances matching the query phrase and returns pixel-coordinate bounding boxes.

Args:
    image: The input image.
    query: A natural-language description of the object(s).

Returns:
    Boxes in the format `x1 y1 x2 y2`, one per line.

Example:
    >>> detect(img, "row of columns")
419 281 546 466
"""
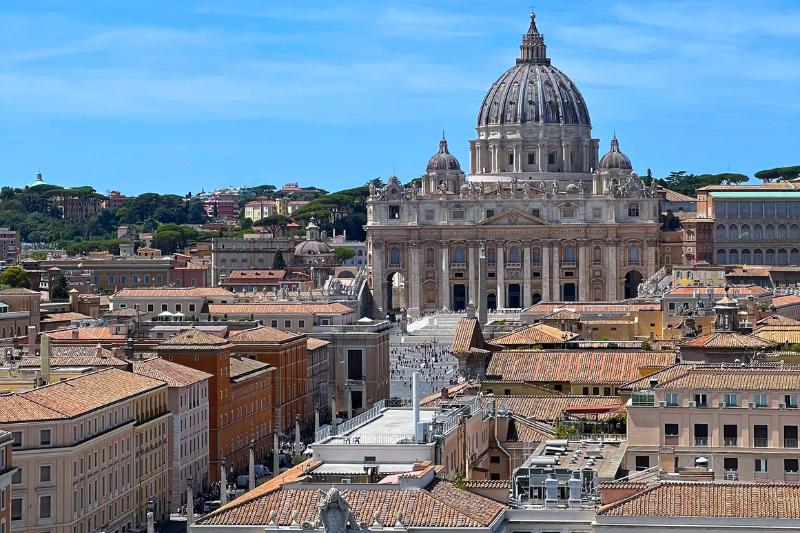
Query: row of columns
473 139 594 174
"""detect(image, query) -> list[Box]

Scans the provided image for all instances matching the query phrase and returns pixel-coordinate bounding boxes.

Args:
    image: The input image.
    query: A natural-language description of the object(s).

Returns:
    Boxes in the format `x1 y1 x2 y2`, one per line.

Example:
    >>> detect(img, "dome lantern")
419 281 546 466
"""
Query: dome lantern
518 11 549 65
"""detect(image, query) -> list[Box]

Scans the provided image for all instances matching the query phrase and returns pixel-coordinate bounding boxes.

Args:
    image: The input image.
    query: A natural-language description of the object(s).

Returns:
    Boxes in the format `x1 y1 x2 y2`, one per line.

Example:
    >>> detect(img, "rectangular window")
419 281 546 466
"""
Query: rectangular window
490 456 500 464
347 349 363 381
161 304 168 311
40 465 51 483
755 394 769 407
755 458 768 473
628 204 640 217
284 320 291 329
785 425 799 448
189 304 196 312
132 275 139 284
548 152 556 165
389 205 400 219
664 423 679 436
10 432 21 448
724 393 737 407
635 456 650 471
724 457 738 473
120 275 127 284
157 275 163 284
451 209 465 220
694 393 707 407
39 495 51 519
108 275 114 284
10 498 21 521
724 424 738 446
271 320 278 328
175 304 182 312
147 304 154 312
39 429 51 446
508 153 514 165
486 209 495 219
665 393 679 406
786 459 799 473
531 208 541 218
786 395 799 408
754 425 769 447
299 320 305 328
143 275 150 284
527 153 535 165
592 207 602 218
424 209 435 221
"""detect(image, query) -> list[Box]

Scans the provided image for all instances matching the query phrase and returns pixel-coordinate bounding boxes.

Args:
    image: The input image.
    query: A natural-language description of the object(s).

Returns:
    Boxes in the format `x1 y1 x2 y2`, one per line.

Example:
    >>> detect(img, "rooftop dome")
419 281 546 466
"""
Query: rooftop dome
29 172 46 188
426 136 461 173
477 12 590 127
598 135 633 170
294 240 332 256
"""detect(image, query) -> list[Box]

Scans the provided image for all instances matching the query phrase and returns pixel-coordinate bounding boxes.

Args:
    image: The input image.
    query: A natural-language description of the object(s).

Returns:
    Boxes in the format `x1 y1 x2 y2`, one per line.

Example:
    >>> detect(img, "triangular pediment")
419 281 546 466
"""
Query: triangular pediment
478 208 547 226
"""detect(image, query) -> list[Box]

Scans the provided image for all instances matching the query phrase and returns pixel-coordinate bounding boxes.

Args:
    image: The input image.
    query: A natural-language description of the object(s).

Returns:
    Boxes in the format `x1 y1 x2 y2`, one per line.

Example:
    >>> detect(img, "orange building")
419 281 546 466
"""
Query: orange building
228 325 311 433
157 329 275 482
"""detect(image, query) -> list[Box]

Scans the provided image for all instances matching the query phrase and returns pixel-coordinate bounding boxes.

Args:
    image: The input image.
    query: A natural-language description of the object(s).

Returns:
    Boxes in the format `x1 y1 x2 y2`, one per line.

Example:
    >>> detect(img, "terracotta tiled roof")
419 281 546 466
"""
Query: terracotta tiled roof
208 303 353 315
598 481 800 518
47 327 127 341
753 324 800 344
541 310 580 321
229 357 272 379
306 338 330 351
465 479 511 490
486 351 676 385
484 396 622 422
40 312 92 323
19 352 128 368
0 288 39 295
664 285 770 297
0 368 165 422
490 323 577 346
229 325 302 343
200 478 504 527
158 328 233 350
419 381 480 407
452 317 492 354
656 366 800 391
113 287 235 298
681 331 776 349
223 270 286 281
756 314 800 326
524 302 661 315
131 357 212 387
658 186 697 203
618 364 695 392
701 182 799 191
773 295 800 308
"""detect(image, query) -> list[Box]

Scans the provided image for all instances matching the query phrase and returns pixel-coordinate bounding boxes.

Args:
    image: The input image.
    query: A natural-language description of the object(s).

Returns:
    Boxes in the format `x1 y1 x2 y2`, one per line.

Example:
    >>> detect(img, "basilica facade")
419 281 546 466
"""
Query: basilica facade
366 12 661 317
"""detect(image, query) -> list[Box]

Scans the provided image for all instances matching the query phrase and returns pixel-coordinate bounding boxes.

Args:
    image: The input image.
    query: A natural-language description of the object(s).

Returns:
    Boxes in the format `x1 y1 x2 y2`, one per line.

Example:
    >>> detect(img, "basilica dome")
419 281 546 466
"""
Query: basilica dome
477 13 590 127
598 135 633 170
426 136 461 173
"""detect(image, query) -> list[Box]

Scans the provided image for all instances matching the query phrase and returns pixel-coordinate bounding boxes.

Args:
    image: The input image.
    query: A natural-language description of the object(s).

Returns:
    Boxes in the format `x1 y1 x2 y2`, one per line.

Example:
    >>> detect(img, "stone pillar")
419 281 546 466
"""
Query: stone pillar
371 240 384 315
478 242 488 324
314 407 320 435
562 142 570 173
272 431 280 478
496 245 505 309
186 477 194 526
582 143 589 172
468 243 477 306
513 144 521 172
551 241 560 301
607 239 619 300
523 241 532 308
578 240 589 302
469 141 477 174
646 239 658 277
440 243 450 310
541 240 551 302
409 241 421 315
248 440 256 490
538 142 546 172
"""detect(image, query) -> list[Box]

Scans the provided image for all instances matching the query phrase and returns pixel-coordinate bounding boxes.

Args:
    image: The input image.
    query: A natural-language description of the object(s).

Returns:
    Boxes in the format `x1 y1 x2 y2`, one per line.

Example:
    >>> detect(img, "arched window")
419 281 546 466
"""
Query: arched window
628 244 640 265
740 224 750 240
508 245 520 263
779 225 788 240
753 249 764 264
425 248 434 267
791 249 800 265
452 245 466 264
728 249 739 264
766 225 775 239
778 249 788 265
741 249 751 264
715 224 726 241
663 254 671 265
716 249 726 264
593 246 602 264
389 247 401 266
487 247 496 265
728 225 738 241
531 248 541 265
766 249 776 264
792 225 800 240
687 230 695 240
563 244 576 264
754 224 764 240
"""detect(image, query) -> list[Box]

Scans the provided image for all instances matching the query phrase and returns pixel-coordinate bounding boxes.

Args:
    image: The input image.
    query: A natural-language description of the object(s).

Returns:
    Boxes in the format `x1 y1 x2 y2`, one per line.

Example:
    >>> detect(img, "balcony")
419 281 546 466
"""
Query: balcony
785 438 798 448
561 260 577 267
724 438 738 447
505 262 521 269
694 437 708 446
754 438 769 448
450 262 466 269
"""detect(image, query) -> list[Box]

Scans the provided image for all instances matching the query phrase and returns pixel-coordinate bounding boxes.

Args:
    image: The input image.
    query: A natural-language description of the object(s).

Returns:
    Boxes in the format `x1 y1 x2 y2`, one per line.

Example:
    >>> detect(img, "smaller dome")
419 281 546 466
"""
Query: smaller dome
426 136 461 173
294 240 332 256
599 135 633 170
29 172 46 188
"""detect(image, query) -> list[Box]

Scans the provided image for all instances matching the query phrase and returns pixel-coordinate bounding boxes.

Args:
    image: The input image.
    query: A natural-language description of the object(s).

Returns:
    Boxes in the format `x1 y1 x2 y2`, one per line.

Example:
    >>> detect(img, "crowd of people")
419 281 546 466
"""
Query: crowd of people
389 340 459 398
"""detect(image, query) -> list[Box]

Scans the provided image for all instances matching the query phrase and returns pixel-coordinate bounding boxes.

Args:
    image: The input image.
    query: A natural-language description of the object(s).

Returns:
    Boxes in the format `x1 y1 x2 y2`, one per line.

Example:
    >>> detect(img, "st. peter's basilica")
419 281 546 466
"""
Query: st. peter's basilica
366 12 661 317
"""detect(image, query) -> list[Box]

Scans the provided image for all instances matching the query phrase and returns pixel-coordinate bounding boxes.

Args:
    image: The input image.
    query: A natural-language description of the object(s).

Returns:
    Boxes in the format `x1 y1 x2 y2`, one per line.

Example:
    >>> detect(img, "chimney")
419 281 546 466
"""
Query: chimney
71 329 79 339
40 334 51 385
440 387 449 400
412 372 422 442
27 326 36 356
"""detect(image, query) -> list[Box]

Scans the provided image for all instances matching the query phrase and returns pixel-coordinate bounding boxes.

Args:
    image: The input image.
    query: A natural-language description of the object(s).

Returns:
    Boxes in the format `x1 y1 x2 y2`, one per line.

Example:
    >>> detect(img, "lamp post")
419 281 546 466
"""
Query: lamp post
146 498 155 533
186 476 194 526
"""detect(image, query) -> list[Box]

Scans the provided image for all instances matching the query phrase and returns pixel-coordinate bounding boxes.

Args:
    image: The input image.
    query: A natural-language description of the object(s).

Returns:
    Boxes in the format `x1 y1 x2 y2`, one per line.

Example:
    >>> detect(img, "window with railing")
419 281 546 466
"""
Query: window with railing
753 425 769 448
694 423 708 446
627 244 640 266
562 244 576 266
694 393 708 407
723 424 738 447
664 423 679 445
665 393 679 407
785 426 798 448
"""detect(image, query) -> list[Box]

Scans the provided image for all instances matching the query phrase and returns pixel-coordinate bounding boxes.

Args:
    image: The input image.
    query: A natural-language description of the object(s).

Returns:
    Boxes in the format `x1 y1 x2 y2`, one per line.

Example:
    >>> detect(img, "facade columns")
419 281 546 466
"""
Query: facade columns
582 142 589 172
646 239 658 277
371 240 384 314
440 242 450 310
607 239 619 301
496 245 505 309
523 241 532 308
468 243 477 306
578 239 589 302
562 142 570 173
541 240 551 302
538 143 546 172
551 241 560 301
409 242 420 315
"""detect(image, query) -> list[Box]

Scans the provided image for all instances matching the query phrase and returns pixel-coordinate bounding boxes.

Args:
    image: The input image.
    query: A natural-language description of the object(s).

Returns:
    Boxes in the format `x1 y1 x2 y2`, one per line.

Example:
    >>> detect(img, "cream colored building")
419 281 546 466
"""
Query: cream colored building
0 368 170 533
366 13 661 316
625 364 800 483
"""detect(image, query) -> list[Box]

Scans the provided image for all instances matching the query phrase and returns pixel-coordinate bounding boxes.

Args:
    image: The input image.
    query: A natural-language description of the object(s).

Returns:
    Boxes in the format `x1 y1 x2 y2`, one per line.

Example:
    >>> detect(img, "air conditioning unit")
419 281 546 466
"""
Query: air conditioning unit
779 403 786 410
718 401 726 408
659 401 667 407
688 401 696 408
747 402 756 409
340 478 351 484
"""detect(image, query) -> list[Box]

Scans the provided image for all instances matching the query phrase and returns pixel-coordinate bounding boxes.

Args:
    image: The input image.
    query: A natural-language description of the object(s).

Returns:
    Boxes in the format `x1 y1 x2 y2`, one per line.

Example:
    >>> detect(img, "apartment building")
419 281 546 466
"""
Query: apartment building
207 302 355 332
210 237 295 285
0 229 19 265
0 288 40 340
131 357 211 513
110 287 237 320
156 329 274 482
625 364 800 482
0 368 170 533
0 431 16 533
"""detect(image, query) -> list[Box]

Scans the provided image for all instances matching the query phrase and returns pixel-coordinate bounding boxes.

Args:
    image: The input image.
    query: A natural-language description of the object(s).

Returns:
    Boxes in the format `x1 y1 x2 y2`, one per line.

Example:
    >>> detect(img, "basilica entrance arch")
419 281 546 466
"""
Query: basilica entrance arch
562 283 577 302
508 284 522 308
487 293 497 311
386 272 407 311
452 284 467 312
624 270 643 299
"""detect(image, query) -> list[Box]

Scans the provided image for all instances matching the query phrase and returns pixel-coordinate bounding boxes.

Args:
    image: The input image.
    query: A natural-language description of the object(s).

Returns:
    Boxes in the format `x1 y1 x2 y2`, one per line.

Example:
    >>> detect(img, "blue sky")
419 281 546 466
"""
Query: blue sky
1 1 799 194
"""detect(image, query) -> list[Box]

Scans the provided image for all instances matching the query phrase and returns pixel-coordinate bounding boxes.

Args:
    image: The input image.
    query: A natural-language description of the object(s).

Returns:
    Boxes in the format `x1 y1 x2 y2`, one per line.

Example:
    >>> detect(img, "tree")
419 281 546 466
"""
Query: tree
272 251 287 270
334 247 356 264
255 215 289 237
755 166 800 182
50 272 69 300
0 266 31 288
